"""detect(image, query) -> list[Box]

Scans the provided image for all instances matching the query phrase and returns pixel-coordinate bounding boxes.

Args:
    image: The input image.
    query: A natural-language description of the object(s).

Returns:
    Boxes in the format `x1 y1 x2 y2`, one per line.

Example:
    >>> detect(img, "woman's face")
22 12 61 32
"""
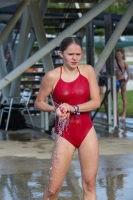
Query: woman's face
116 51 123 60
60 43 82 68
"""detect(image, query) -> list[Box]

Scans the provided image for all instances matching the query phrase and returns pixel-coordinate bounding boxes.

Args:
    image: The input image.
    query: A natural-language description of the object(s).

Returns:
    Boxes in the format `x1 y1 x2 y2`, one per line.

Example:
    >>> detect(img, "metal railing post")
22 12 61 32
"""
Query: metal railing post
0 0 30 45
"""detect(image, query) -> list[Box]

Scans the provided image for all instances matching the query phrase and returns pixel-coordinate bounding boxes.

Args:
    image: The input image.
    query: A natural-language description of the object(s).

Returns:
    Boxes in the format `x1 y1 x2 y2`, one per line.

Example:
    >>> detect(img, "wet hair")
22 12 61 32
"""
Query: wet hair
60 37 82 52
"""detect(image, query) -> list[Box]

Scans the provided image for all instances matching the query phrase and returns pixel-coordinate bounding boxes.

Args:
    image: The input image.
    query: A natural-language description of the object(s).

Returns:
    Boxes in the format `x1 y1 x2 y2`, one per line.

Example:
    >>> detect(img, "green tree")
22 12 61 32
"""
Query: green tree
104 0 129 14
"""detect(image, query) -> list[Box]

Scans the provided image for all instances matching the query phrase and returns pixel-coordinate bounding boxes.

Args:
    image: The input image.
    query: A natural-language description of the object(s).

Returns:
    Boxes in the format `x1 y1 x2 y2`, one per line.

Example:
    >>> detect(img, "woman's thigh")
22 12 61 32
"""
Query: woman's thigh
120 82 126 98
78 126 99 184
48 136 76 191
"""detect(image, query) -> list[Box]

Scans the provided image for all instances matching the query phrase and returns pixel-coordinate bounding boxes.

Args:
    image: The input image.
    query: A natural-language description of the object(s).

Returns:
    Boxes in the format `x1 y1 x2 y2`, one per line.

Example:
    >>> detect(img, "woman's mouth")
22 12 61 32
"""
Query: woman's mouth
71 62 77 65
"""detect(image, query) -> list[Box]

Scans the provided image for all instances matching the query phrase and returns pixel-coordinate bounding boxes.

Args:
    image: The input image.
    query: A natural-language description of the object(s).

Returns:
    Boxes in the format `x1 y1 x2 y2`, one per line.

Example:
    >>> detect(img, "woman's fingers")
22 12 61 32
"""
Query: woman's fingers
56 105 70 119
60 103 74 113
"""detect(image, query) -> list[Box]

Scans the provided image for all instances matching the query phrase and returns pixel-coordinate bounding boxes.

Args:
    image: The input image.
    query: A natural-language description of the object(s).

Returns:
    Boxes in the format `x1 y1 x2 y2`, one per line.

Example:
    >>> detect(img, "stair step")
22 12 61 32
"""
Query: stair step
32 46 60 52
20 87 40 91
54 63 63 67
21 80 41 84
22 72 44 76
45 27 85 34
29 64 43 68
43 18 78 24
50 0 99 2
46 8 90 13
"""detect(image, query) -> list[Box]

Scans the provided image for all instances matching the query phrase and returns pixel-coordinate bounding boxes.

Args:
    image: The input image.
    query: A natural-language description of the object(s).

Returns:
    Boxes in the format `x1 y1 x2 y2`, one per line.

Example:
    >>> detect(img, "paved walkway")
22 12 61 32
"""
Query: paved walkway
0 127 133 200
126 79 133 91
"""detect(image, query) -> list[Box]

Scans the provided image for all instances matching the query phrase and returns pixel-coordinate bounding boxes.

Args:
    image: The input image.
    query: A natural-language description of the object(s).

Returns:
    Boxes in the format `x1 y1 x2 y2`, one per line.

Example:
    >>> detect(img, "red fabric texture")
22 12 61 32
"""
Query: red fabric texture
52 67 93 148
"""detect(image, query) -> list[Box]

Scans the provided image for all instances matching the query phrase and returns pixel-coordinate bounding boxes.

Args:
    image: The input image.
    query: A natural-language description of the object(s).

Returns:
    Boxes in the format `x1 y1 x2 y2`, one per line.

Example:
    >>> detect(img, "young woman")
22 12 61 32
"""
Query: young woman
35 37 100 200
115 49 130 121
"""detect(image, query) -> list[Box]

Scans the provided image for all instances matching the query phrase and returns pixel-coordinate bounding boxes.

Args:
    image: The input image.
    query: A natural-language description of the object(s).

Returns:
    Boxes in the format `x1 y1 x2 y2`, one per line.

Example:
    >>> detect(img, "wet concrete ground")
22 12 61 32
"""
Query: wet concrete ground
0 124 133 200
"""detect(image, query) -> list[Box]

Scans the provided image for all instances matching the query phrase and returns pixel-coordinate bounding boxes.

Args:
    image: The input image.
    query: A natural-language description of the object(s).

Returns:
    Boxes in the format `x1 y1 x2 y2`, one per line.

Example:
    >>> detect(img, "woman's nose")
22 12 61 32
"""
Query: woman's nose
72 55 77 60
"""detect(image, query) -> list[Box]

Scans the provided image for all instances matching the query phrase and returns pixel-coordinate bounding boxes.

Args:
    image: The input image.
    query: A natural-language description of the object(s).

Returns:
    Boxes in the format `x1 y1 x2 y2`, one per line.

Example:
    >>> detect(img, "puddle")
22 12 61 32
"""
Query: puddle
0 130 50 142
0 154 133 200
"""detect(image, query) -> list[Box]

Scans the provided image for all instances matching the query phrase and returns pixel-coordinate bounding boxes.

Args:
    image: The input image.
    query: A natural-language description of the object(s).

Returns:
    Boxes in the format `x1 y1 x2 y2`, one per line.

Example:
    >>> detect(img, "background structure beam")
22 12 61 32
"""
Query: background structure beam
0 0 29 45
0 0 118 90
95 0 133 75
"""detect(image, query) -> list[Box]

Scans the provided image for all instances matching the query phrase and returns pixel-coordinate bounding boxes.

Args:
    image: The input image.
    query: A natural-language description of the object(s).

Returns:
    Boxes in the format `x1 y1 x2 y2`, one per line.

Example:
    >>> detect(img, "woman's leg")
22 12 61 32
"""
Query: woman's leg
78 126 99 200
42 135 75 200
116 89 120 124
120 82 127 120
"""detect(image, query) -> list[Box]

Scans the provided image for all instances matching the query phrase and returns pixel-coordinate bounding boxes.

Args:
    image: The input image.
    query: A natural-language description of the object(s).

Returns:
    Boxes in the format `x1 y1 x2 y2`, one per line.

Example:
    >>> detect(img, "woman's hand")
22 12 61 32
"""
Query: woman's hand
55 103 75 119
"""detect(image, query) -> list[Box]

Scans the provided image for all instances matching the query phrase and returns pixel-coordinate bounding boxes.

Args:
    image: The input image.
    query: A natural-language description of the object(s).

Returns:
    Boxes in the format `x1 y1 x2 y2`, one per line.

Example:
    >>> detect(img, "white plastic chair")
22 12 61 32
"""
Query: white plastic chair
0 88 34 131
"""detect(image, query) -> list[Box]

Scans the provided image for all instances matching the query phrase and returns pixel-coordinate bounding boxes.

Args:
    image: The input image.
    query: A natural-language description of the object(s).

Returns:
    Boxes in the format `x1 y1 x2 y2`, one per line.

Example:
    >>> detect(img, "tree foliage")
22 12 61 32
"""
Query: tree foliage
104 0 129 14
48 3 67 8
94 28 105 36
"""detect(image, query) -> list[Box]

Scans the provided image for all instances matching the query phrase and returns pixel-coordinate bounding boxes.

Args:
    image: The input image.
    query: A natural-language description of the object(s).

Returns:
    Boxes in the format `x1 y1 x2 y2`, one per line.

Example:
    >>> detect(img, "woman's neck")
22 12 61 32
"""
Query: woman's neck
62 65 78 75
117 58 123 62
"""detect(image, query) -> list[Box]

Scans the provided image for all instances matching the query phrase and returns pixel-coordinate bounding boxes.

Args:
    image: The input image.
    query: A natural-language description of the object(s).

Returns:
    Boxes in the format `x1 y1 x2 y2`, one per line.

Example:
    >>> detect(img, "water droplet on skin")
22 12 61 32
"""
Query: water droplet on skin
46 117 69 188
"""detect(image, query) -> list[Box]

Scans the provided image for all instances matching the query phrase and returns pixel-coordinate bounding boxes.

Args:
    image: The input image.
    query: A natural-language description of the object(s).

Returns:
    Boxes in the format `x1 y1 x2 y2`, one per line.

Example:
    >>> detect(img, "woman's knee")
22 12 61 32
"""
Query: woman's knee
82 177 96 193
47 187 60 197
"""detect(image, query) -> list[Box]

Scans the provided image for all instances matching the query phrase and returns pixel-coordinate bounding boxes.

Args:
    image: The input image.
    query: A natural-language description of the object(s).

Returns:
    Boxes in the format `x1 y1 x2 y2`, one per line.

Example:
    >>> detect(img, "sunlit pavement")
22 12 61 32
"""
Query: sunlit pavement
126 79 133 91
0 125 133 200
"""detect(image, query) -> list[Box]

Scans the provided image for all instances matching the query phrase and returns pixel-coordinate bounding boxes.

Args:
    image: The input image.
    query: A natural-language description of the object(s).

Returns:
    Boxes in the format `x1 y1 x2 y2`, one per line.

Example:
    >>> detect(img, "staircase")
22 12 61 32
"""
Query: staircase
20 0 100 127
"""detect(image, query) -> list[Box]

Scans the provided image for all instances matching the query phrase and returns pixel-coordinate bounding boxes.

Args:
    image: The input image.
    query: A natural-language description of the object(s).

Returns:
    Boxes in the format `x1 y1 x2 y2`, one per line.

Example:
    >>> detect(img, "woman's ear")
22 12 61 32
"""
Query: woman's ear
59 51 63 58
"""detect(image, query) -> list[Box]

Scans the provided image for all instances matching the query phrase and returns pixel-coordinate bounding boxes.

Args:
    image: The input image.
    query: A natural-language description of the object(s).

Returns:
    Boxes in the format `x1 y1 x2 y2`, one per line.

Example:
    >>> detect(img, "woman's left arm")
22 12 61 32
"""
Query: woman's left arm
125 62 130 83
78 65 101 112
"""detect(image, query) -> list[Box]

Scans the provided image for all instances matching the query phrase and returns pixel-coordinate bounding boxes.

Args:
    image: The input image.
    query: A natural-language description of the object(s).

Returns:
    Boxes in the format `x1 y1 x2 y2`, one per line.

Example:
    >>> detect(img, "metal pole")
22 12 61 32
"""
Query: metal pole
7 43 15 66
29 0 54 130
95 0 133 75
107 77 112 133
86 21 94 66
25 0 49 60
0 46 10 96
3 29 13 54
9 7 31 96
112 75 117 128
29 0 54 73
0 0 30 45
25 29 35 60
104 14 114 76
0 0 118 90
104 14 116 130
39 0 50 16
0 0 23 9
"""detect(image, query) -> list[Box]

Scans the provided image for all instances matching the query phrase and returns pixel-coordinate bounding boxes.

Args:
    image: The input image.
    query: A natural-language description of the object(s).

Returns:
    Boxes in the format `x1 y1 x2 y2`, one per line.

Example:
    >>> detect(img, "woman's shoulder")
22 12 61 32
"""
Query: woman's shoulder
41 67 61 86
45 67 60 80
79 64 94 74
79 64 96 80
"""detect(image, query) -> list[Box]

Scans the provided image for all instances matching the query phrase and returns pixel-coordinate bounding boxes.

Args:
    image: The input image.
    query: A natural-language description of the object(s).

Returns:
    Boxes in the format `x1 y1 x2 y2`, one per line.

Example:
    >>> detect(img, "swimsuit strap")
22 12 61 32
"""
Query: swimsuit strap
60 66 62 79
77 66 80 74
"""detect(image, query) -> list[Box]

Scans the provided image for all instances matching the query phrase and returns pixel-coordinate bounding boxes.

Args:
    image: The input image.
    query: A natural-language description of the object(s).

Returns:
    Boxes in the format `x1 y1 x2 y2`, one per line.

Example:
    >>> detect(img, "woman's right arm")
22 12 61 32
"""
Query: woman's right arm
34 71 56 112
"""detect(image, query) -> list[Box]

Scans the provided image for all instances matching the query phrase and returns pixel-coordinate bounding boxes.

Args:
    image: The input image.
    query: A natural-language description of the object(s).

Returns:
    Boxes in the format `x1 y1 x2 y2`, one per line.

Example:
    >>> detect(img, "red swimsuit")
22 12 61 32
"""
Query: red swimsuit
52 67 93 148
